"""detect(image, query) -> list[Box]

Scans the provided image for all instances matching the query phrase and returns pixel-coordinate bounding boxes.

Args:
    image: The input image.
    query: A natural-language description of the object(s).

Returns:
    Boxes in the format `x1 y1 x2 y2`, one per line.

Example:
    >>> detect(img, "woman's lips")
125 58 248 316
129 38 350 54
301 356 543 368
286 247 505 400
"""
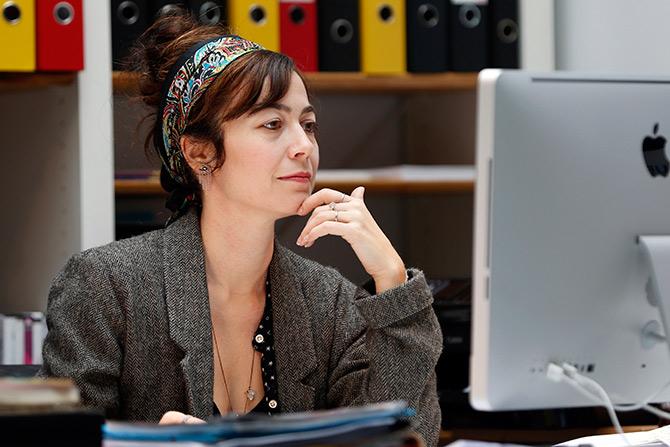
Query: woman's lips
278 172 312 183
279 176 311 183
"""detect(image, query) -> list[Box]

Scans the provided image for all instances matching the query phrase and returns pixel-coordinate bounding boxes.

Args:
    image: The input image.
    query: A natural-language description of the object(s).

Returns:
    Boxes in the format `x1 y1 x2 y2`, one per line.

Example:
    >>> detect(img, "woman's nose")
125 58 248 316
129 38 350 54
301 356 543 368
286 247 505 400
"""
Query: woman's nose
288 125 316 159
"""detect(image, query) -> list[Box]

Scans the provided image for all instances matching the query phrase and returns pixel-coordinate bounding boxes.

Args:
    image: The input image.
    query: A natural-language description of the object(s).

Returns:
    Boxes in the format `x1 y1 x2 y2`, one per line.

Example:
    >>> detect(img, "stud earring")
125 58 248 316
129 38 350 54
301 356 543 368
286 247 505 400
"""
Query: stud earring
198 164 212 191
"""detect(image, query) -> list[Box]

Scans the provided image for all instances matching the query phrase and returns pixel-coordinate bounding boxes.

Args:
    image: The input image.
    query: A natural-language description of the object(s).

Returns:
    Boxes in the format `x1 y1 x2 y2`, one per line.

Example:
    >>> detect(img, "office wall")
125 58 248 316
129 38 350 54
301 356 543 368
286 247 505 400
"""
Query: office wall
555 0 670 74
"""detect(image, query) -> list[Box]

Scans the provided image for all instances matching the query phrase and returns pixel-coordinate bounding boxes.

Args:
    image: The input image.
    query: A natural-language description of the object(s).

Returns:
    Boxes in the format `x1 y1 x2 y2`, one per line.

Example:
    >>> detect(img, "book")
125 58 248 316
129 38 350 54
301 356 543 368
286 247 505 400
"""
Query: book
104 401 416 446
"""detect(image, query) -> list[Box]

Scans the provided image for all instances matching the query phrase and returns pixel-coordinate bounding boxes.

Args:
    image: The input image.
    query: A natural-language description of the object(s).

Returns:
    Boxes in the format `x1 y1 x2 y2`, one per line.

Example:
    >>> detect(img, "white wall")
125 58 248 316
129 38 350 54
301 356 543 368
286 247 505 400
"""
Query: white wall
520 0 555 70
555 0 670 74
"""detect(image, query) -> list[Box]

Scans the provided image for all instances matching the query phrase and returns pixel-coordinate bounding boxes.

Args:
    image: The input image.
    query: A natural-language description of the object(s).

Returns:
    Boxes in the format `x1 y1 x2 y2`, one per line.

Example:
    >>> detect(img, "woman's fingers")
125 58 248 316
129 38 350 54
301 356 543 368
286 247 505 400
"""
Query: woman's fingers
159 411 205 425
297 188 352 216
297 202 359 245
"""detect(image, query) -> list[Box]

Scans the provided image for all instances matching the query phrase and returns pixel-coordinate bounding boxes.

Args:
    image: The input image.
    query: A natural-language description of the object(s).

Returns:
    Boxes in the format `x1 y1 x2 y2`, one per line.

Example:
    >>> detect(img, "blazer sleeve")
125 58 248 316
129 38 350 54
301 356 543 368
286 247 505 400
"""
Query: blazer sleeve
39 251 125 419
325 268 443 447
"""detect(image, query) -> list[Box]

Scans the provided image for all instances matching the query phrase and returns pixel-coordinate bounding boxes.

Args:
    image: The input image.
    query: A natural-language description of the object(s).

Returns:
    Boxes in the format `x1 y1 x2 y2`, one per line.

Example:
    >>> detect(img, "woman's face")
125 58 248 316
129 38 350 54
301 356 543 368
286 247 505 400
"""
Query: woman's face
211 71 319 218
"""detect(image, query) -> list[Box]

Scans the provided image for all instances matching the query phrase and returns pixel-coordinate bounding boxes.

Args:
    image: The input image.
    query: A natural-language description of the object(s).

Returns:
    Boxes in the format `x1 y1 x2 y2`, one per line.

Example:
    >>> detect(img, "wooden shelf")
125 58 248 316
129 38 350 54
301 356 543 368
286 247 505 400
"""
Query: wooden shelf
0 72 76 93
115 165 475 196
113 71 478 95
440 425 657 445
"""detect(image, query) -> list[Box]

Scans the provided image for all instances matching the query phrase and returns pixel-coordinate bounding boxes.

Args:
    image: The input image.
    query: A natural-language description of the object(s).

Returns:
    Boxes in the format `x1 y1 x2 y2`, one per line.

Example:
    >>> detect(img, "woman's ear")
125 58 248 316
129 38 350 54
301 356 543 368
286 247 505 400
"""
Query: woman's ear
180 135 215 171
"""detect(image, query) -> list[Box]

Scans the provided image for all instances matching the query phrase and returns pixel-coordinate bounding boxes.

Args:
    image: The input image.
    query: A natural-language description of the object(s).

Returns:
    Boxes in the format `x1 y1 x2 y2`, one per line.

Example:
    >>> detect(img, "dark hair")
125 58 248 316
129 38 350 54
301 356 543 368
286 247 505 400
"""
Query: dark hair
127 9 311 202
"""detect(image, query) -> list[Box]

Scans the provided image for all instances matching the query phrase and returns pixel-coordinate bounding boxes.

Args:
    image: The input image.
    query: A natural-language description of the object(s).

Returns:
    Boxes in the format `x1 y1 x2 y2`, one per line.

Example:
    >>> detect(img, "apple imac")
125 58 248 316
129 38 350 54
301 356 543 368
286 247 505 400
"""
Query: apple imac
470 70 670 411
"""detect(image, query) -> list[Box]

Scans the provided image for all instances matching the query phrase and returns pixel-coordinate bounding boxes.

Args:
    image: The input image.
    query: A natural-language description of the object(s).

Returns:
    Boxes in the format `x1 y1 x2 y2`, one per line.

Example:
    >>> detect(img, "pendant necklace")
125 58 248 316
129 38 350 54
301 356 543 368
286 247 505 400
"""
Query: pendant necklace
212 325 256 416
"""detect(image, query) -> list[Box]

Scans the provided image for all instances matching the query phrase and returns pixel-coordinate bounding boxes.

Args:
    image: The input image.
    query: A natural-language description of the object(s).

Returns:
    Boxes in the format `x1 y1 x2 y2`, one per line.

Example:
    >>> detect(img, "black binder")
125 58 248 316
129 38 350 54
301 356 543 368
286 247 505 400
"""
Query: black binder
111 0 150 70
188 0 226 25
489 0 519 68
151 0 187 20
318 0 360 72
448 0 489 72
406 0 448 72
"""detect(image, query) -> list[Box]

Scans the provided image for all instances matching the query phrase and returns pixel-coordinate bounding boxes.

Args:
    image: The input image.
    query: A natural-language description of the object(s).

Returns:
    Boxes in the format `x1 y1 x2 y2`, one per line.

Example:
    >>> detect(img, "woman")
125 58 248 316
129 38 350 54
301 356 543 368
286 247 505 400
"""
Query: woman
40 11 443 446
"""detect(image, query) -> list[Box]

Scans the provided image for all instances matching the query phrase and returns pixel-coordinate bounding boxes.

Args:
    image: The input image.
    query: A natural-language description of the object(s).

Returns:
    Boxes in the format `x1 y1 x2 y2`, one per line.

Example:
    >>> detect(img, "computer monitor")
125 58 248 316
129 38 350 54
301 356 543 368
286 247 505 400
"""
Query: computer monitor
470 70 670 411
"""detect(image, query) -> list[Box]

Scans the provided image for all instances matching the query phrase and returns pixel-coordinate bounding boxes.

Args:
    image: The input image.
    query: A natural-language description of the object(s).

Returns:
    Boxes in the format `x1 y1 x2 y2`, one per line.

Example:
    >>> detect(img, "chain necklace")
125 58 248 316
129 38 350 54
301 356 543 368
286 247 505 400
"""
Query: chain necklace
211 325 257 416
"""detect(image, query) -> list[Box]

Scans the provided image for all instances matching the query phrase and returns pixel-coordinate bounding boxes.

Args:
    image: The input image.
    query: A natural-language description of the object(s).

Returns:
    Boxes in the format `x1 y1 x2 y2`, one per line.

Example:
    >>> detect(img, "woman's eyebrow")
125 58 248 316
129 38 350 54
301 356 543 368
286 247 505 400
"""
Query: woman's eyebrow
265 103 315 114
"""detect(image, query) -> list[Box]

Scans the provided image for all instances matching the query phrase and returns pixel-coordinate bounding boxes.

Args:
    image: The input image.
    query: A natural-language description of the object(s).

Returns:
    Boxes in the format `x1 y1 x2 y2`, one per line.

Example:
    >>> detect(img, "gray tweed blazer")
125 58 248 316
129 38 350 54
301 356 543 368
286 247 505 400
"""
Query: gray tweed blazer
40 209 443 445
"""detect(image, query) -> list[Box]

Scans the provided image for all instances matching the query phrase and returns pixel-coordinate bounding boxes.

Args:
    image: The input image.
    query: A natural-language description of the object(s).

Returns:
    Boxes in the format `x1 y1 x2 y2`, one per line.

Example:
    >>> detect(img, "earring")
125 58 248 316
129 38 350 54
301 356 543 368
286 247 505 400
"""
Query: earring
198 164 212 191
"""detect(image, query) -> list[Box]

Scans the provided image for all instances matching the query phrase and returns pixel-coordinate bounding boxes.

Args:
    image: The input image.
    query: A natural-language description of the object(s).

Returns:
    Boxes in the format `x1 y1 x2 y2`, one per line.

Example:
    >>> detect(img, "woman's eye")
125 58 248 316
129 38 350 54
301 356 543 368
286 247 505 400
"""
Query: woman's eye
302 121 318 134
263 120 281 130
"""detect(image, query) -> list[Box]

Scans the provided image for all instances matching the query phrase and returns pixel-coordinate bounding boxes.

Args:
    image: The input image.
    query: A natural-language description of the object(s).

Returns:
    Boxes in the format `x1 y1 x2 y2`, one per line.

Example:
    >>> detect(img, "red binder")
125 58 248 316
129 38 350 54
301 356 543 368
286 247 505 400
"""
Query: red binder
280 0 318 72
36 0 84 71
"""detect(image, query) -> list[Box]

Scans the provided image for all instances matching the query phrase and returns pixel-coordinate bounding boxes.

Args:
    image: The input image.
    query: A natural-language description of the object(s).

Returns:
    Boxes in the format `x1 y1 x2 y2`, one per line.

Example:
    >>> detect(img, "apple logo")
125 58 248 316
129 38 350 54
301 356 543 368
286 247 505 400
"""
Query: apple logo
642 123 669 177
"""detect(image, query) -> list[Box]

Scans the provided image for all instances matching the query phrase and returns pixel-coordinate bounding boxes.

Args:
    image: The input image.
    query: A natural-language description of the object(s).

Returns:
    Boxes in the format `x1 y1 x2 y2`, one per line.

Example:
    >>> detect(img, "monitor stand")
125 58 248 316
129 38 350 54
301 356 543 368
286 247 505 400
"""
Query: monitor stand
640 236 670 350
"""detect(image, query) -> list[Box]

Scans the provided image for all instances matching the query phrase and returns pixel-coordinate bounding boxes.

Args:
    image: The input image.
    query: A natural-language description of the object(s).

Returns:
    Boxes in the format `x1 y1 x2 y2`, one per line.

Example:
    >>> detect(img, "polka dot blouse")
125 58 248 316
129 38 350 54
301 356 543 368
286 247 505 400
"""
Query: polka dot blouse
213 278 280 416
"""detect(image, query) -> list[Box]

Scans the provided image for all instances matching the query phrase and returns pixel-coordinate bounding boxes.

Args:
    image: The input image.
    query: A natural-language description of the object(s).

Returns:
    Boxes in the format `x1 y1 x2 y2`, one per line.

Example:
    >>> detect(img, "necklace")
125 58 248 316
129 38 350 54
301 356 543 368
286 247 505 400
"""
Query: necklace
211 324 257 415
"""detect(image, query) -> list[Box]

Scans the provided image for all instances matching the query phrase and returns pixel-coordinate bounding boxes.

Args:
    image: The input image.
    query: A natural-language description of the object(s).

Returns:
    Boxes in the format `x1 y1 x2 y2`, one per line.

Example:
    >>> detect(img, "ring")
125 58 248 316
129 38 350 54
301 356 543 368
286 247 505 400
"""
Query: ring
334 211 339 223
182 415 192 424
339 192 346 203
329 202 337 211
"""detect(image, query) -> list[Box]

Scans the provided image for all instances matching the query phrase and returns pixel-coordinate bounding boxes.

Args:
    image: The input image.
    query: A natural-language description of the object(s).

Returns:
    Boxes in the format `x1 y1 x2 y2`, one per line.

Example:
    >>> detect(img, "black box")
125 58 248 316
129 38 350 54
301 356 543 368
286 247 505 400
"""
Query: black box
318 0 360 72
489 0 519 68
448 0 488 72
406 0 448 72
111 0 150 70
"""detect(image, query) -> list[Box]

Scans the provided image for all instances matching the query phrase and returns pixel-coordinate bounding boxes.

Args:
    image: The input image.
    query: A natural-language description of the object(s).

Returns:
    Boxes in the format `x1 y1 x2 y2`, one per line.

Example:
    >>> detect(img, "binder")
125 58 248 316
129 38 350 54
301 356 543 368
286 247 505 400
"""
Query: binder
151 0 186 19
280 0 318 72
111 0 150 70
36 0 83 71
406 0 448 72
318 0 359 72
360 0 406 74
448 0 488 72
228 0 279 51
188 0 225 25
489 0 518 68
0 0 36 71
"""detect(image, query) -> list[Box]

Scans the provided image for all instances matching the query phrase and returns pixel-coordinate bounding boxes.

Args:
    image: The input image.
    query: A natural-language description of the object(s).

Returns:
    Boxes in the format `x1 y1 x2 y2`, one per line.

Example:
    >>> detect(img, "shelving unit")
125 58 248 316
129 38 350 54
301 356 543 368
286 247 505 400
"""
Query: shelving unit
0 73 76 92
115 165 475 196
113 70 478 95
0 1 114 315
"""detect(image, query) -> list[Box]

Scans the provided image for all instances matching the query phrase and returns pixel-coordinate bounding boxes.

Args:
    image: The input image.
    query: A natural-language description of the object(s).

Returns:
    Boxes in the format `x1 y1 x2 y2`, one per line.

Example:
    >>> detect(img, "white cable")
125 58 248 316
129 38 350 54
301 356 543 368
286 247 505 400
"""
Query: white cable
612 379 670 412
547 363 631 446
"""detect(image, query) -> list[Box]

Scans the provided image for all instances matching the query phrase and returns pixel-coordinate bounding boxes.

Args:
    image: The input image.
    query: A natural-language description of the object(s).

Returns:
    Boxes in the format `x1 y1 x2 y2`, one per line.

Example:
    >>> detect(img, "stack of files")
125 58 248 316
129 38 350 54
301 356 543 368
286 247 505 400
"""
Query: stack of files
0 0 84 72
104 401 417 446
0 312 47 365
0 377 104 447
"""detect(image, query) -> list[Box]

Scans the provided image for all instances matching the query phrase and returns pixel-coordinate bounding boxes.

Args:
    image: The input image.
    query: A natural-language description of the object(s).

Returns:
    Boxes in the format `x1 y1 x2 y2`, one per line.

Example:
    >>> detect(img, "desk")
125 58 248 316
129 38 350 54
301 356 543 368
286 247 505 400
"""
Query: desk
439 426 657 445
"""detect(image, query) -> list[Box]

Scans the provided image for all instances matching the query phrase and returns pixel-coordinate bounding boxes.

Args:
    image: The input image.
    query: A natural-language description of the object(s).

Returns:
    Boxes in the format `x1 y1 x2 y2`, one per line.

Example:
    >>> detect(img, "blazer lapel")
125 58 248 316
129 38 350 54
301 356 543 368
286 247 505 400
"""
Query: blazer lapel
162 210 213 419
269 244 318 411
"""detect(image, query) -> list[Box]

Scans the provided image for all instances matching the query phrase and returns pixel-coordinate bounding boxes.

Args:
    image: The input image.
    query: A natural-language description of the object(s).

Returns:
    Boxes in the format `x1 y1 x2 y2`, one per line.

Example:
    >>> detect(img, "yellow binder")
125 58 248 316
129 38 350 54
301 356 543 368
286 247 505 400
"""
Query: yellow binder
360 0 406 74
0 0 36 71
228 0 279 52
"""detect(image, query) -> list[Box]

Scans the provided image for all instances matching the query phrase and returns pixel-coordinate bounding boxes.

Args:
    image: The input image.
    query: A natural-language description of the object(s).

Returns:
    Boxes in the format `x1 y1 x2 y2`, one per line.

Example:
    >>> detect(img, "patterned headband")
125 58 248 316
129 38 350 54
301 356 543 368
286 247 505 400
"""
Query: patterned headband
155 35 263 187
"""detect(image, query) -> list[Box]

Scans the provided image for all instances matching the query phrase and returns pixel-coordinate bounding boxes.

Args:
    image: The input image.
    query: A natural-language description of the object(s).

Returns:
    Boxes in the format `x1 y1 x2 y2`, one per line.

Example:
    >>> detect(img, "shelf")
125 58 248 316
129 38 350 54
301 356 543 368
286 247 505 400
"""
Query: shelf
112 71 478 95
115 165 475 196
0 72 77 92
440 425 657 445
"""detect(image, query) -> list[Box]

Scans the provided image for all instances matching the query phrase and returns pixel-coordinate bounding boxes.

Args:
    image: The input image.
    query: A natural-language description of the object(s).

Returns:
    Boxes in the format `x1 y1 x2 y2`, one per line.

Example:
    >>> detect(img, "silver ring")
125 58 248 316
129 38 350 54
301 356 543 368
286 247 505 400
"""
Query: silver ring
339 192 346 203
329 202 336 211
182 415 192 424
334 211 339 223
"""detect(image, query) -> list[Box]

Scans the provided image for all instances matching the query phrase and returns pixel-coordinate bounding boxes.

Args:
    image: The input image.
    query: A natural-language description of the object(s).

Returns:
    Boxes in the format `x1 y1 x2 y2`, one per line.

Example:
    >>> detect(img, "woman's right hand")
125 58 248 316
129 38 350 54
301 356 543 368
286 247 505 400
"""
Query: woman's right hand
159 411 205 425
